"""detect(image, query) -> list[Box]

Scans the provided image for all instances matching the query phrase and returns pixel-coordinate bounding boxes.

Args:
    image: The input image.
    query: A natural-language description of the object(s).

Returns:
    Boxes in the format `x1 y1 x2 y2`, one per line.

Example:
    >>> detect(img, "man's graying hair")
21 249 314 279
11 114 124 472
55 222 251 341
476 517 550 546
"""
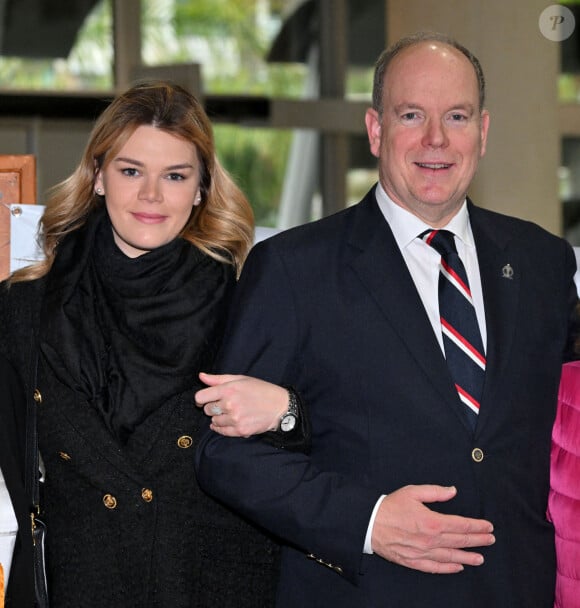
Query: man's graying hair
372 32 486 114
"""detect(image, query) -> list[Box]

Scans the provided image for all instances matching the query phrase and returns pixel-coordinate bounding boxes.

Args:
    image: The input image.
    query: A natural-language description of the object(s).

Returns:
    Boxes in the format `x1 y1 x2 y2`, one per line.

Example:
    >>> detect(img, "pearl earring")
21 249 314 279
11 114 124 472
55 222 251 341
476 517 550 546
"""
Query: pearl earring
95 188 103 195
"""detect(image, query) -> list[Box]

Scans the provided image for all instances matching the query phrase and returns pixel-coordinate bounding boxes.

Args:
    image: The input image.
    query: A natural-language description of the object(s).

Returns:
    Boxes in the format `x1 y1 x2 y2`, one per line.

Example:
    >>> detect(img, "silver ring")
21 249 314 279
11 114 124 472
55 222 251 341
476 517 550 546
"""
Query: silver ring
210 403 223 416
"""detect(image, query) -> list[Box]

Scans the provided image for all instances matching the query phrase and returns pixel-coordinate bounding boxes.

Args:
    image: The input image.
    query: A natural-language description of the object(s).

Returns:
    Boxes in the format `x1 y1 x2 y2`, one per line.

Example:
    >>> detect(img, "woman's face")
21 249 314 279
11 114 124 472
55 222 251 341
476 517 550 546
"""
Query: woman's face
95 125 202 258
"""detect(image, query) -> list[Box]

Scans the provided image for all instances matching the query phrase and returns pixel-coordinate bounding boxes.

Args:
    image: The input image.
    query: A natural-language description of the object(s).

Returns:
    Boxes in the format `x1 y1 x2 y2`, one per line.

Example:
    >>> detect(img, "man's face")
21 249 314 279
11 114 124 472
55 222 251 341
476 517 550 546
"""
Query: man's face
365 41 489 227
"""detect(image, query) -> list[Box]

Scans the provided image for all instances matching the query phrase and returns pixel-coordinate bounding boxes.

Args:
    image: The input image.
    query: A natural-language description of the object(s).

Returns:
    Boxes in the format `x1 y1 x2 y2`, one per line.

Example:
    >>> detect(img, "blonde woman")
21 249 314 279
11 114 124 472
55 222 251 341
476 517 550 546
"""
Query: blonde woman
0 81 294 607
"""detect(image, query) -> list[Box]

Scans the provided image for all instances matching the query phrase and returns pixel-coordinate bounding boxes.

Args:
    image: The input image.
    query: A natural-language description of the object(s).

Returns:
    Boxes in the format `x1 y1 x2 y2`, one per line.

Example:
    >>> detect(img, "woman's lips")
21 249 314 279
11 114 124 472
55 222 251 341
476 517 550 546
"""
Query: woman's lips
131 212 167 224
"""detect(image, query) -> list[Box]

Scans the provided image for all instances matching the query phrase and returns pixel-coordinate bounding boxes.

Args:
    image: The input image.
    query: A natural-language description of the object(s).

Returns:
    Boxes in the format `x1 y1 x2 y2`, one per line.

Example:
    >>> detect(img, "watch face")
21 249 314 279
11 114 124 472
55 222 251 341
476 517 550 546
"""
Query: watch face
280 413 297 432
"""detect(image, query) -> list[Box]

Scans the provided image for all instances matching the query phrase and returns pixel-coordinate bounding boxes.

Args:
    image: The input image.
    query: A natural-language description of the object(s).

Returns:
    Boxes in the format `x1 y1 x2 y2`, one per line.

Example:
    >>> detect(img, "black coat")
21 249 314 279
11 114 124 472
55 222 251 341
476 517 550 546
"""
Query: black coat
0 269 279 608
0 354 34 607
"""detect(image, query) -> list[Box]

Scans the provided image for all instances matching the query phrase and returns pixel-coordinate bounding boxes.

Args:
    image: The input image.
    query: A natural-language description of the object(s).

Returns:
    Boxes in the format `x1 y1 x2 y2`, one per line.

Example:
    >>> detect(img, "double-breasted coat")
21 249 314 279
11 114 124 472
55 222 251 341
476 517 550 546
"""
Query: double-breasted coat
0 272 279 608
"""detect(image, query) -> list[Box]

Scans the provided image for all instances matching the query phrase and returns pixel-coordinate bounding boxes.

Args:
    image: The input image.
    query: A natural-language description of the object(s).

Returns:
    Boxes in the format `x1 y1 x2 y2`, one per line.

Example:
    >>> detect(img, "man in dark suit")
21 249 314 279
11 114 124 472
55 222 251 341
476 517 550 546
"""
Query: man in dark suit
195 32 579 607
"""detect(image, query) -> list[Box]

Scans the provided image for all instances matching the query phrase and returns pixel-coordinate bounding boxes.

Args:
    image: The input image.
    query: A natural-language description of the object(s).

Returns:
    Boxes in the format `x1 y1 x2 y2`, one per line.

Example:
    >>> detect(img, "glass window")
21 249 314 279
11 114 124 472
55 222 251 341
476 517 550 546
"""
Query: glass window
143 0 308 97
0 0 380 228
0 0 112 91
559 1 580 103
214 124 292 227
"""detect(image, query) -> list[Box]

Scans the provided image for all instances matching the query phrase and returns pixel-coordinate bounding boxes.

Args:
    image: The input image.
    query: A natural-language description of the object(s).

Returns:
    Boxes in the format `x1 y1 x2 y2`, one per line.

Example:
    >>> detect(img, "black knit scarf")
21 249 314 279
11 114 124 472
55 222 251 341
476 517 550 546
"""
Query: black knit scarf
40 208 234 443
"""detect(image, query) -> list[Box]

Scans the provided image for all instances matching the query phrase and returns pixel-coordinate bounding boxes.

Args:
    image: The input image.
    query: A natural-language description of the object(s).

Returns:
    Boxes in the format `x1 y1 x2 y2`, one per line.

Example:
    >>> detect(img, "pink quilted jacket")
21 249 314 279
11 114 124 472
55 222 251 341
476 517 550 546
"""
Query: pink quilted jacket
548 361 580 608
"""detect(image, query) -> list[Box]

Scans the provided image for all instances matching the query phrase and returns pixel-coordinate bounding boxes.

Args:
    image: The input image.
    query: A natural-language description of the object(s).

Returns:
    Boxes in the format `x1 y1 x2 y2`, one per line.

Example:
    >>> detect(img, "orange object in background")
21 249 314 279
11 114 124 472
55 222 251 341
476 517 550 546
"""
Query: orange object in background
0 562 5 608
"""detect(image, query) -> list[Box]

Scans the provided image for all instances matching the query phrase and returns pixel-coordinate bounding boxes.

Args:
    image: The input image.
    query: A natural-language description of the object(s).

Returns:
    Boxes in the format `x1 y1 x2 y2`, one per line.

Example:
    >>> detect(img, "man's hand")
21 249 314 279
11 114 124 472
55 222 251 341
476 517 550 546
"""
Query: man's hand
195 372 288 437
372 485 495 573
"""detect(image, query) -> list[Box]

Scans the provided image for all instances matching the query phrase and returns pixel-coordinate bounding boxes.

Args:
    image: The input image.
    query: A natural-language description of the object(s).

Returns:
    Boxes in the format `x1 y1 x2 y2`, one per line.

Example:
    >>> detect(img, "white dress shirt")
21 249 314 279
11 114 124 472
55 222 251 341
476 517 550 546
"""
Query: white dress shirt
363 183 486 554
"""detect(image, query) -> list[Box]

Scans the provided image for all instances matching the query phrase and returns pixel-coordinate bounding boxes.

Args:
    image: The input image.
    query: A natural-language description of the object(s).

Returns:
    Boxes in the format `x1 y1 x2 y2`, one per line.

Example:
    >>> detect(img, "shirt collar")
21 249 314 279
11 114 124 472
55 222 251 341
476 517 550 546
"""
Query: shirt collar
374 182 474 250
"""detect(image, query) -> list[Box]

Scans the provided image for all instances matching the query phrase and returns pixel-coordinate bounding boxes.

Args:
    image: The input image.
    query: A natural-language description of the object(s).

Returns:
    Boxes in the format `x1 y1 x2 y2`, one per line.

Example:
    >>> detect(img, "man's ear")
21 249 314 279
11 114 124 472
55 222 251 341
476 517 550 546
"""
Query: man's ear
479 110 490 158
365 108 381 158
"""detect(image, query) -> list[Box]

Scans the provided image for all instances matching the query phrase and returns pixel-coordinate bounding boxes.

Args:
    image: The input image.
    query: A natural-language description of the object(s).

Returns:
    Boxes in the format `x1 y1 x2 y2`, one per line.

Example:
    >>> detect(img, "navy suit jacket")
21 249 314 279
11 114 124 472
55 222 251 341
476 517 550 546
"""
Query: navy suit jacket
196 188 579 608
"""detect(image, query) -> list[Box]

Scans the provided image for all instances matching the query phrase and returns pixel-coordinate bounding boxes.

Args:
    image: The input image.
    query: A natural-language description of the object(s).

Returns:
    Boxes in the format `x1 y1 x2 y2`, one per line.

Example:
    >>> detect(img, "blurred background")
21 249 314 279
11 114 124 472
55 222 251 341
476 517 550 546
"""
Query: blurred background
0 0 579 243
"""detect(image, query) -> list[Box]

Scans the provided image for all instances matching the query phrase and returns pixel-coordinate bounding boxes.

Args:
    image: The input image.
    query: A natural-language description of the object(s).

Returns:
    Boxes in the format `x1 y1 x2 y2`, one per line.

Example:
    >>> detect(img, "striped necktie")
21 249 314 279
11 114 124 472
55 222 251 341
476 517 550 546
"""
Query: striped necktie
422 229 486 428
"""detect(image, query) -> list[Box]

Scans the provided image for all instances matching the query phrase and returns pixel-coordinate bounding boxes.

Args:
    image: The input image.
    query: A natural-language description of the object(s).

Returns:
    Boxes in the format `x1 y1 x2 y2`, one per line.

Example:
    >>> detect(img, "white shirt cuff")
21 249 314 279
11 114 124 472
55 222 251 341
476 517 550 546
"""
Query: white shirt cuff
363 494 387 554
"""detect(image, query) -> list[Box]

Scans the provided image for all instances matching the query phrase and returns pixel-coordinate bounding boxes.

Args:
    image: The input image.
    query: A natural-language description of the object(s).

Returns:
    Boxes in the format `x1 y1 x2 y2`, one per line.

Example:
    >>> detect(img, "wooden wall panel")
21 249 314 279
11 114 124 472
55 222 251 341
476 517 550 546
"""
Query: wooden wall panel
0 155 36 280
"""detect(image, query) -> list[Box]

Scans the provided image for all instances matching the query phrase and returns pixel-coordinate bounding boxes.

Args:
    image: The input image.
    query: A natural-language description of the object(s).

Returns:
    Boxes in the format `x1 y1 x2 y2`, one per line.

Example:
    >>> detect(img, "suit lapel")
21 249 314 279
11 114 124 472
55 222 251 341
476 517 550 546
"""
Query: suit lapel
54 380 177 473
345 192 474 431
37 356 156 483
469 203 521 432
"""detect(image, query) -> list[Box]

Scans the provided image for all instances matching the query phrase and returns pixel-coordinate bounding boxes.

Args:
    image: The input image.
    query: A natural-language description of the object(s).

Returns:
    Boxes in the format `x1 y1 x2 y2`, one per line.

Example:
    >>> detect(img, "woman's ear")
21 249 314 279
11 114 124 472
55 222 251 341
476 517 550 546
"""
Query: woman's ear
94 171 104 196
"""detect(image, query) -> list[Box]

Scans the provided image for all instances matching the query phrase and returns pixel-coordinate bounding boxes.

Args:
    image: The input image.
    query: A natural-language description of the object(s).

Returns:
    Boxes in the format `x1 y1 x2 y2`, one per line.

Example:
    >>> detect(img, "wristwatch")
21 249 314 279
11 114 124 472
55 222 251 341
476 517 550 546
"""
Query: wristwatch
278 389 299 433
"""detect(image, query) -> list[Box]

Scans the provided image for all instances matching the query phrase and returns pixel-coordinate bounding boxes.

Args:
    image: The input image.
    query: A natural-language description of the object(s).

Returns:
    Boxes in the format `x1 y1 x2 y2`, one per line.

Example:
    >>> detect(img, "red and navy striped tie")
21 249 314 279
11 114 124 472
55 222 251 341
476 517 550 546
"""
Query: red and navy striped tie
422 229 486 429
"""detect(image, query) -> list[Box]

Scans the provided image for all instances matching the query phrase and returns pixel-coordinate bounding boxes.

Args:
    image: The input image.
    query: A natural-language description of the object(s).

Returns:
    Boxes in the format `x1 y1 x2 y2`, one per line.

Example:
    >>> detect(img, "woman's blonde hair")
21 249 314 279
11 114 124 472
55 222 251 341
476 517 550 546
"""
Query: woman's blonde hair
11 80 254 282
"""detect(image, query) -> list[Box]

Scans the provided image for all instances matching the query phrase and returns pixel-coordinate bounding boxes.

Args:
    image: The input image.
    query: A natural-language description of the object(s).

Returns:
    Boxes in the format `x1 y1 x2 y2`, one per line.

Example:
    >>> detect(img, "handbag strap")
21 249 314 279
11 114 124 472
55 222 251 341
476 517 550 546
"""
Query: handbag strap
24 354 40 511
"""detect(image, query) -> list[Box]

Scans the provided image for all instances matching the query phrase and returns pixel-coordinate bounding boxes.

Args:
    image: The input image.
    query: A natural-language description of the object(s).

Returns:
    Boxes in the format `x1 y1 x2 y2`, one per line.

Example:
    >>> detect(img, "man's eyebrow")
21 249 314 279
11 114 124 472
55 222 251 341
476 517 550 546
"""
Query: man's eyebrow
392 102 477 114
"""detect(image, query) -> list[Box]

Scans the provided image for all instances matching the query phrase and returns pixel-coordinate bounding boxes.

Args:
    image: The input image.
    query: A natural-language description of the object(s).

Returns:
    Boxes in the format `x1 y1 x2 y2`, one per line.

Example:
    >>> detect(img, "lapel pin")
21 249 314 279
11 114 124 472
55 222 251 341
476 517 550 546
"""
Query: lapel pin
501 263 514 280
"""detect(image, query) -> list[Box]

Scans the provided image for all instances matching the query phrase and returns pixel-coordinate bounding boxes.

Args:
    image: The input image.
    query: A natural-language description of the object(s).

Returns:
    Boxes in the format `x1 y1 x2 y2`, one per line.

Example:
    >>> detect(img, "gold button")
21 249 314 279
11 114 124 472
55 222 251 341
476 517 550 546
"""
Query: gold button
141 488 153 503
58 452 71 461
33 389 42 404
177 435 193 449
472 448 484 463
103 494 117 509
